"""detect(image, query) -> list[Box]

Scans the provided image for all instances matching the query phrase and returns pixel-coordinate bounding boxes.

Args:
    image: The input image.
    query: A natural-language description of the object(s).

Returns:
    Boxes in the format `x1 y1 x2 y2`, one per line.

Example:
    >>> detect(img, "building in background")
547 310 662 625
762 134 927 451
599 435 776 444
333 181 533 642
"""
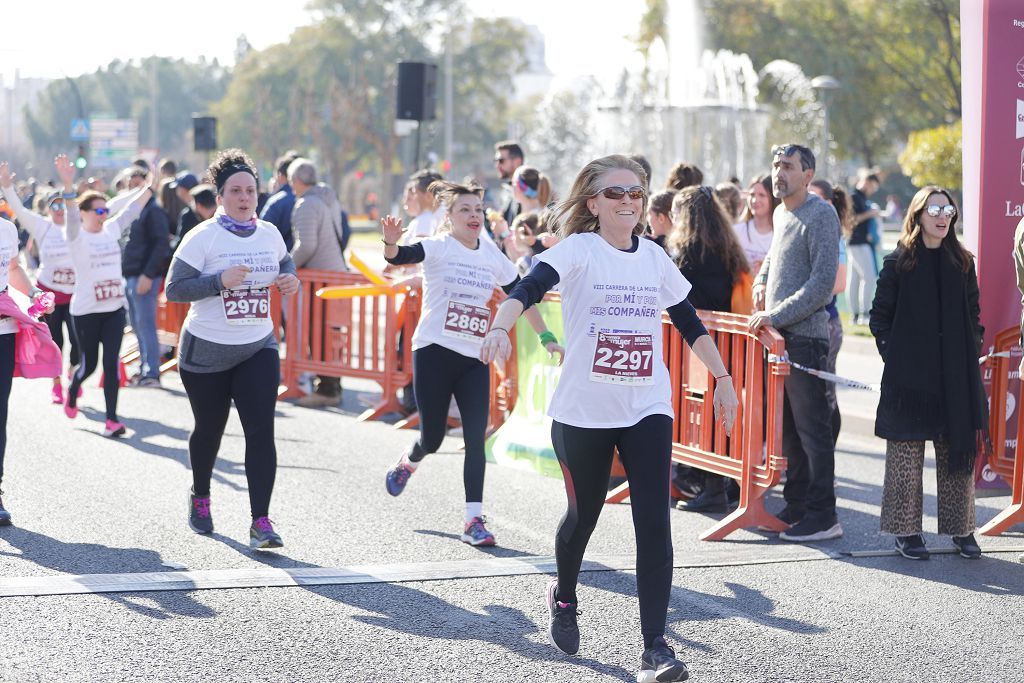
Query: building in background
0 71 51 155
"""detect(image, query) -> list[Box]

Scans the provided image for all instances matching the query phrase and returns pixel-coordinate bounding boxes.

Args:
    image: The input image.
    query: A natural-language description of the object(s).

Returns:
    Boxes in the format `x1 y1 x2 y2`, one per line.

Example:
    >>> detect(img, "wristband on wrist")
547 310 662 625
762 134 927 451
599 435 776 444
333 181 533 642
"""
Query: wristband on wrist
382 239 397 246
538 330 558 346
490 327 510 337
713 372 731 381
61 191 77 200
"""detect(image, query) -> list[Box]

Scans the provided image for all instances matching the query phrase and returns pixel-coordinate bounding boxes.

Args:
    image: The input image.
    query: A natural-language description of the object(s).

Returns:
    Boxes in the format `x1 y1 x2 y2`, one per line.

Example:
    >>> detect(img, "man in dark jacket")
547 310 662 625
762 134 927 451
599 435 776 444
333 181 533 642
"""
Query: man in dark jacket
260 151 300 251
123 166 171 387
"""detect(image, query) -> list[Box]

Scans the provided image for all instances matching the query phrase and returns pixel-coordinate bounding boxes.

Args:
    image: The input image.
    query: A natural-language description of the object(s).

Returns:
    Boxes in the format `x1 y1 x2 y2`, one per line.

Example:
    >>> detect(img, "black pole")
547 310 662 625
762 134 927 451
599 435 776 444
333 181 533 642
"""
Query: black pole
413 122 422 171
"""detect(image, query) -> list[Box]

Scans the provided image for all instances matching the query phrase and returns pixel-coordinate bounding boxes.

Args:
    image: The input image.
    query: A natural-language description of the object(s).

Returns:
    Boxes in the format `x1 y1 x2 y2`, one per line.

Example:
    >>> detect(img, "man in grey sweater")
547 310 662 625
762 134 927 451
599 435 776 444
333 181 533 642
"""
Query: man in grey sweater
288 158 348 408
750 143 842 542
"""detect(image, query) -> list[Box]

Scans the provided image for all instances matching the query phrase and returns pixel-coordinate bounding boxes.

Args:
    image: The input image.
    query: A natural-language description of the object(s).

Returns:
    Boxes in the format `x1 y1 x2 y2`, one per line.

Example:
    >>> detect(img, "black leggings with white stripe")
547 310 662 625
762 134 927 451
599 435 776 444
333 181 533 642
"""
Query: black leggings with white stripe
551 414 674 645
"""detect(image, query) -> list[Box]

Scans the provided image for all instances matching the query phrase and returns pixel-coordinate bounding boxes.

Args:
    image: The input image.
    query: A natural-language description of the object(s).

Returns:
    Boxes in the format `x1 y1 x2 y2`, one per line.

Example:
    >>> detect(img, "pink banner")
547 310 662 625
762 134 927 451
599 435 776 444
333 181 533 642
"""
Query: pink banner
961 0 1024 346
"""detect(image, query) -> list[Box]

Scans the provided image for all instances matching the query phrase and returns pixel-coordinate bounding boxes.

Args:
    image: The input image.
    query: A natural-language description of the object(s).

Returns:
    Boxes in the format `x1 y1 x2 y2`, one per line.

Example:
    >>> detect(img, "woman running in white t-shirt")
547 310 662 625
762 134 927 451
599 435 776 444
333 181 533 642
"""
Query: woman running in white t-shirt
0 214 56 525
481 155 738 683
381 180 563 547
166 149 299 550
57 155 151 438
0 162 79 404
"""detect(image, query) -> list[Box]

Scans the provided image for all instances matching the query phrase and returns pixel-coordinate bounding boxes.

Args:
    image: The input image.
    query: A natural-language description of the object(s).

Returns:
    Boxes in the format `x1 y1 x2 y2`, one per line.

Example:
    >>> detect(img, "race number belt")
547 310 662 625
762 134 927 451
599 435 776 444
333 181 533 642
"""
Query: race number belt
221 288 271 326
93 278 124 302
442 300 490 340
51 268 76 286
590 331 655 385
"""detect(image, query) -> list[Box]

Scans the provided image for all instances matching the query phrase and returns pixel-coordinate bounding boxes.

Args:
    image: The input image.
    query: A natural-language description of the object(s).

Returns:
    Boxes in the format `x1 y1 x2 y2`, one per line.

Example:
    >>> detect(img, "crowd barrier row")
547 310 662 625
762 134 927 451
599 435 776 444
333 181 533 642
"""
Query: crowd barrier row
137 268 1023 541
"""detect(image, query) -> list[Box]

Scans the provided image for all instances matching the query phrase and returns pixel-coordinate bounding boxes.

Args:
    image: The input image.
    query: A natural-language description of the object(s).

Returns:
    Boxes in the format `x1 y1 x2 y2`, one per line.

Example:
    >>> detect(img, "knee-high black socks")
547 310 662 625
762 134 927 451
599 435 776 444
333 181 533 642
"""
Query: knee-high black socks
410 344 490 503
551 414 674 646
179 348 279 518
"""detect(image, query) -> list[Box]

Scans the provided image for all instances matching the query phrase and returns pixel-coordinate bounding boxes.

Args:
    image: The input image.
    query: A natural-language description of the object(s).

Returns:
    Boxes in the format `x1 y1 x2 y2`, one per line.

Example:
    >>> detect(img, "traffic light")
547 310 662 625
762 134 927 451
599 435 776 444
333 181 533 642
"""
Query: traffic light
75 144 88 170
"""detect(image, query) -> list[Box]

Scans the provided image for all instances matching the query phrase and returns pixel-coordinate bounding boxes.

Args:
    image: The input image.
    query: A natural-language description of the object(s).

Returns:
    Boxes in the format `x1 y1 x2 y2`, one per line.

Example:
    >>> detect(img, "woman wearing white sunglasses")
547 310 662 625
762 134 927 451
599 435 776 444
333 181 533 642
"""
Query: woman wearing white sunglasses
869 186 986 561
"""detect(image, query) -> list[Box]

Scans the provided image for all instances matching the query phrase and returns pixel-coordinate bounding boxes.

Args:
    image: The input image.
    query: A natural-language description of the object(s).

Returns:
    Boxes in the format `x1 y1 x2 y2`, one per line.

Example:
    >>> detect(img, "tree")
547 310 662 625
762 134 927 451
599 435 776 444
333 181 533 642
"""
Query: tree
525 85 598 197
23 58 229 170
704 0 961 166
898 121 962 190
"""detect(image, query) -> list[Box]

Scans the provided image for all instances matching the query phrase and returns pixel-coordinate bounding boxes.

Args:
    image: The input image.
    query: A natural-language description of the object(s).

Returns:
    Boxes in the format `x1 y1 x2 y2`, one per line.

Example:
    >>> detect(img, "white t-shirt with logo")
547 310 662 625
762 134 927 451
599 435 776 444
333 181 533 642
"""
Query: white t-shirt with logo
0 189 75 294
536 232 692 429
732 220 774 274
413 233 518 359
0 218 20 334
65 214 131 316
174 219 286 345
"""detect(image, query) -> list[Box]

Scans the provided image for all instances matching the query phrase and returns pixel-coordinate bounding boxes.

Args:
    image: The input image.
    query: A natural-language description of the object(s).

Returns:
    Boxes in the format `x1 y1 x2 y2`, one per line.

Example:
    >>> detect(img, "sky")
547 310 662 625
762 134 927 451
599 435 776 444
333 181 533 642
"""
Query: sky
0 0 646 85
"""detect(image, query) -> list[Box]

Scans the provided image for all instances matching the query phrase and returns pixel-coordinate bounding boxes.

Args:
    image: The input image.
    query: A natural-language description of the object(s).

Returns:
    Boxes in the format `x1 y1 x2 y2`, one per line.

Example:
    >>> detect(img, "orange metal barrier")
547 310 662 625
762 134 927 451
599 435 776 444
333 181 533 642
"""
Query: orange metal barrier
979 325 1023 536
605 310 789 541
283 269 418 421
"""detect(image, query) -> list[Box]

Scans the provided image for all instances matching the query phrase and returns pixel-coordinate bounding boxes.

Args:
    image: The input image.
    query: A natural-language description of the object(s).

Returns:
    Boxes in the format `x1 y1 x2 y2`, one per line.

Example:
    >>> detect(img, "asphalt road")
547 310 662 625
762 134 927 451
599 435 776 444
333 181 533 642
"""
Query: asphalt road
1 339 1022 682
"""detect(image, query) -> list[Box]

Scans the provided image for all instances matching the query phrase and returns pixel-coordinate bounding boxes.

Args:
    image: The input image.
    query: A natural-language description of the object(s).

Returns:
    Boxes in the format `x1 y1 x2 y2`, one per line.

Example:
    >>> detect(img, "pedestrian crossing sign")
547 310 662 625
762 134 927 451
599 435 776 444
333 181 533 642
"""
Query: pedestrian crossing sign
70 119 90 141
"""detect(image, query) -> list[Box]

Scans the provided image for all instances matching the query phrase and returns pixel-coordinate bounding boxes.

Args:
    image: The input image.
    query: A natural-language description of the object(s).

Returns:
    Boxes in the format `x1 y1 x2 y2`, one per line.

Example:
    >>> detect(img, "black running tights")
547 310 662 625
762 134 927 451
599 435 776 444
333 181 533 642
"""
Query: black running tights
69 308 125 421
45 302 80 368
411 344 490 503
179 348 279 518
0 334 15 486
551 414 674 643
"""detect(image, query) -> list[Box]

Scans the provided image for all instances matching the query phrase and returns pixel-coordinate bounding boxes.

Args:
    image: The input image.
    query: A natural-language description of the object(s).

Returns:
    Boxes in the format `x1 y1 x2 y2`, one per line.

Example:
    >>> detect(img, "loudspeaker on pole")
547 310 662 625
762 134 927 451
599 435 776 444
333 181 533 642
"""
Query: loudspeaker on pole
396 62 438 122
192 116 217 152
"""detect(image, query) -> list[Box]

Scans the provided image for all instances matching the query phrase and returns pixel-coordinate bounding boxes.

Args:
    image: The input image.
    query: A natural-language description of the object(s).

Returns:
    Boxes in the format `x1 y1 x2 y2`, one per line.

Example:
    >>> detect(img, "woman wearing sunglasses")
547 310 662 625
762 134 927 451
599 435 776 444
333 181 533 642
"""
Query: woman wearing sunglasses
869 186 986 561
481 155 738 682
56 155 151 437
0 162 79 404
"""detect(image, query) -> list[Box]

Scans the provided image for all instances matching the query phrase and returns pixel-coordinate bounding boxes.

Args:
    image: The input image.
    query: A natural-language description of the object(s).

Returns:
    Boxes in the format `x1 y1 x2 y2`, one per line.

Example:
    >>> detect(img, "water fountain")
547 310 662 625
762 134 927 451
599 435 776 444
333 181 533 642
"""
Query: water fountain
591 0 772 187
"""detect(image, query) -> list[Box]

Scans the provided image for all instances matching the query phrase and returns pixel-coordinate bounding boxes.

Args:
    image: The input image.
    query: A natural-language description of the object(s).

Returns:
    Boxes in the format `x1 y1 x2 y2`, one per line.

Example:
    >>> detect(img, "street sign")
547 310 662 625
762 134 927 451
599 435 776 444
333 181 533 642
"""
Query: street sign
70 119 90 141
88 115 139 169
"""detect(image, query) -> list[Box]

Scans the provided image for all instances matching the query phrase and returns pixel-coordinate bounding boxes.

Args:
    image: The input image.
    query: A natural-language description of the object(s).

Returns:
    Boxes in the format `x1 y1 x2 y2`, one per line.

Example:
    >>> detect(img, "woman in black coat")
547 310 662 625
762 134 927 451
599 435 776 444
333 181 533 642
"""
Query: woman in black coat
668 185 751 512
869 185 987 561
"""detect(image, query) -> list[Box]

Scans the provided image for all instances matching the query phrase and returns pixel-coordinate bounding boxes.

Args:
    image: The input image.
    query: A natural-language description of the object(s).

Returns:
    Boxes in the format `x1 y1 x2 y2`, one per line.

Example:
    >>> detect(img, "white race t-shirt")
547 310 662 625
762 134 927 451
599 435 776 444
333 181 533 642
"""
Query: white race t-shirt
413 233 518 359
0 218 20 334
401 206 446 246
536 232 692 429
174 218 287 345
732 220 774 274
66 214 131 316
0 187 75 293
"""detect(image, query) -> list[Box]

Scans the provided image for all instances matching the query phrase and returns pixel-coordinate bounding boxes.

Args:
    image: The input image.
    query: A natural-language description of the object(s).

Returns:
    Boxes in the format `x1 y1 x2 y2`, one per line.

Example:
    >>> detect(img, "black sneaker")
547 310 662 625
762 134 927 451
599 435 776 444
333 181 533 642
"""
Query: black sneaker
675 489 729 513
758 504 805 532
0 489 10 526
895 534 930 560
952 533 982 559
638 636 689 682
545 579 580 655
779 514 843 542
188 488 213 534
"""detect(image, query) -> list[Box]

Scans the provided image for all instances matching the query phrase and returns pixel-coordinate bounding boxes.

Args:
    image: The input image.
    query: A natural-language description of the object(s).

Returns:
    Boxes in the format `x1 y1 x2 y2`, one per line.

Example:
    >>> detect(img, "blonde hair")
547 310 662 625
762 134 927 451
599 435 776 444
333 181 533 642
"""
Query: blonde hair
551 155 649 239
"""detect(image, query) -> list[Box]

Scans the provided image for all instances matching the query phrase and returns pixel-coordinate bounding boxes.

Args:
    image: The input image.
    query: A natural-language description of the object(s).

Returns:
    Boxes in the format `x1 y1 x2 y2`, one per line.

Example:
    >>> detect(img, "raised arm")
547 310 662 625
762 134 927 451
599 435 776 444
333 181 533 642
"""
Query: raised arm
0 162 48 237
54 155 82 242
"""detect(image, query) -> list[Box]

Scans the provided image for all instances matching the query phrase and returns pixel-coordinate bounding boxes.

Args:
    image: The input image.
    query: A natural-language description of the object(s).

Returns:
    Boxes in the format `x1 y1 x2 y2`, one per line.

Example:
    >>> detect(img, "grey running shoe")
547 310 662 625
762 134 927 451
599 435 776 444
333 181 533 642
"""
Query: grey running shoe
638 637 689 682
188 489 213 534
0 489 11 526
250 516 283 550
545 579 581 655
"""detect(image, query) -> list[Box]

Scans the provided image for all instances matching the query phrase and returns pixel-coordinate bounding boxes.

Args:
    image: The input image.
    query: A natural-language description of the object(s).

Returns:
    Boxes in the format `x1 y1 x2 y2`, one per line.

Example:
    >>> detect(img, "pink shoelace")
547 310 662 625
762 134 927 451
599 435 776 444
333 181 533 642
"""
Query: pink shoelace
253 516 274 532
192 497 211 518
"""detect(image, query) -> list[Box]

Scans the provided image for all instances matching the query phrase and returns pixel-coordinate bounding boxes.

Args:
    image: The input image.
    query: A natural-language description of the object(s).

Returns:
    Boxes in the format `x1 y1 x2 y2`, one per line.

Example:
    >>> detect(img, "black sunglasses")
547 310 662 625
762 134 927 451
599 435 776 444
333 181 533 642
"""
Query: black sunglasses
595 185 646 200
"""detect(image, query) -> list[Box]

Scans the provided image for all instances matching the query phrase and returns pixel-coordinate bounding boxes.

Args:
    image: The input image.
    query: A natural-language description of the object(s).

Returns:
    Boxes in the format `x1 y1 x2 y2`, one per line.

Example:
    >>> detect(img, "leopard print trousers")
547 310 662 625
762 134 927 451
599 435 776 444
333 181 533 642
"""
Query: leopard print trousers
880 440 976 536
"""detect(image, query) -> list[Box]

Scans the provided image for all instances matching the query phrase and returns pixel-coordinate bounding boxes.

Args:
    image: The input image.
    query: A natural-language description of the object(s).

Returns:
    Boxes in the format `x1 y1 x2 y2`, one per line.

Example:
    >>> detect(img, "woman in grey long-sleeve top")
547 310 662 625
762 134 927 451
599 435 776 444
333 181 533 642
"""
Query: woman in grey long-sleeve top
166 149 299 551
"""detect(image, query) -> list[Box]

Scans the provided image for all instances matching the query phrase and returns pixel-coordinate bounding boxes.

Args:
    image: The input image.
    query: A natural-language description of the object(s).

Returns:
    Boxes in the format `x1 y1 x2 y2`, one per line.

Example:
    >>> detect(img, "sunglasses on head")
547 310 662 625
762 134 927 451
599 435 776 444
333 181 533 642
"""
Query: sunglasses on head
595 185 646 200
924 204 956 218
92 207 111 216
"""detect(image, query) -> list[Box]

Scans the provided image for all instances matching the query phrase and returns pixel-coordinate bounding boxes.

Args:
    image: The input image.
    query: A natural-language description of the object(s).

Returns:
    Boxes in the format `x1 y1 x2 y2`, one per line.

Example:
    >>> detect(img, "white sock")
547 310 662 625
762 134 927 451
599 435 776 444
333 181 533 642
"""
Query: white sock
402 454 419 471
465 502 483 523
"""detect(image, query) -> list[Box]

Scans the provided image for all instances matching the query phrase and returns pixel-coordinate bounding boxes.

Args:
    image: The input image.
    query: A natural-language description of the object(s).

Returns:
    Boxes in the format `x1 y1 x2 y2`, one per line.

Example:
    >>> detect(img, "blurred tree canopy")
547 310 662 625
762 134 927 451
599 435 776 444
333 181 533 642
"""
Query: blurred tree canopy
898 121 962 189
23 58 229 164
705 0 961 166
214 0 527 203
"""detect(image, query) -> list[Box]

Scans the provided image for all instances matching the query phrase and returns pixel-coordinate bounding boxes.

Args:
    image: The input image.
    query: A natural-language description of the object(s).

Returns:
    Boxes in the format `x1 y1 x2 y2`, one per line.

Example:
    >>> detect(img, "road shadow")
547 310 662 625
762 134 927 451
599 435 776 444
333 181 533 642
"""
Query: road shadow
412 529 537 559
839 553 1024 595
206 534 635 681
0 526 216 620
